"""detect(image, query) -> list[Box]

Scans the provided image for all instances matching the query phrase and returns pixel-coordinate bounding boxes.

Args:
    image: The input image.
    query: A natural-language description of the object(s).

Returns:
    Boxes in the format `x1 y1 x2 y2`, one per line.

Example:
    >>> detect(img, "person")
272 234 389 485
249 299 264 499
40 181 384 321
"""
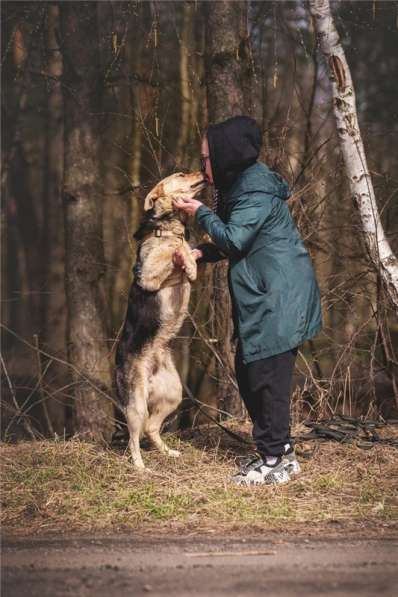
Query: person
173 115 322 486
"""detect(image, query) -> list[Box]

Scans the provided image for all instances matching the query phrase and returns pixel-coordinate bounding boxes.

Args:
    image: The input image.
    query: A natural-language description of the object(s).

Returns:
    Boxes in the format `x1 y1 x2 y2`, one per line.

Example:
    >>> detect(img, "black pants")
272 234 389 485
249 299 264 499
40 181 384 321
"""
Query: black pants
235 345 298 458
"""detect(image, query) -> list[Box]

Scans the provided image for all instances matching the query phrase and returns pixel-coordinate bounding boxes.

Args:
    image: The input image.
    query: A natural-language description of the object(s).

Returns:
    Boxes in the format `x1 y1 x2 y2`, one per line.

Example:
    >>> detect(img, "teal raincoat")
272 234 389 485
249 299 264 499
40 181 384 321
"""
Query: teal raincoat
196 161 322 363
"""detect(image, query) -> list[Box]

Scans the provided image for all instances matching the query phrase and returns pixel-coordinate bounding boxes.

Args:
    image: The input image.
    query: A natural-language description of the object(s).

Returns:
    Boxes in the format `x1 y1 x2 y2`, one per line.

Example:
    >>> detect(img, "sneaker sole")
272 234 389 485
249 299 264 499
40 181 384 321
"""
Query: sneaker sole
233 469 291 487
283 457 301 478
263 468 291 485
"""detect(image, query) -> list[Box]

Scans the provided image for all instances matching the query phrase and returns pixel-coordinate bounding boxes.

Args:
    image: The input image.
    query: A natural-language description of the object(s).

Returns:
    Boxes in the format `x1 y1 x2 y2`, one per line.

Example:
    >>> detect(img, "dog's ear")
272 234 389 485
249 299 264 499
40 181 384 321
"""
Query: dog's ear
143 183 165 211
144 190 156 211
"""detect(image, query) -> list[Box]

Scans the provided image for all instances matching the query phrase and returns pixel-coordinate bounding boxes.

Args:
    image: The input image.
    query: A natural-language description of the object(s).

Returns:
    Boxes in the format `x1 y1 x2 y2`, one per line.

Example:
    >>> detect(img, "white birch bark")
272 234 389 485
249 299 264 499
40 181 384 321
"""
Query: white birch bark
308 0 398 312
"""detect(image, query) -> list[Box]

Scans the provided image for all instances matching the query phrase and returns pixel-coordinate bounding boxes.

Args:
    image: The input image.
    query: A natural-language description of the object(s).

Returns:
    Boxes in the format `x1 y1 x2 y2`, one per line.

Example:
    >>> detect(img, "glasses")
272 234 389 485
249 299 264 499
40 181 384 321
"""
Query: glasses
200 155 210 174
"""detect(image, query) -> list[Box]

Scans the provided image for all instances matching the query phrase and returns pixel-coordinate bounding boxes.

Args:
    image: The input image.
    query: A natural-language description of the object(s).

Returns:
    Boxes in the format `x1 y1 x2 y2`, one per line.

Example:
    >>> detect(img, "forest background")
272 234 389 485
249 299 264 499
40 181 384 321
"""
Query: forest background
1 0 398 443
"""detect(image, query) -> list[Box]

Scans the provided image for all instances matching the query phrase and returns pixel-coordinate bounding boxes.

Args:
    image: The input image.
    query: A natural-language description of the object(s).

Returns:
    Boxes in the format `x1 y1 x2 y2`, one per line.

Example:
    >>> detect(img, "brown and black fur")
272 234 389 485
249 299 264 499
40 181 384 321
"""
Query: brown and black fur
115 172 205 469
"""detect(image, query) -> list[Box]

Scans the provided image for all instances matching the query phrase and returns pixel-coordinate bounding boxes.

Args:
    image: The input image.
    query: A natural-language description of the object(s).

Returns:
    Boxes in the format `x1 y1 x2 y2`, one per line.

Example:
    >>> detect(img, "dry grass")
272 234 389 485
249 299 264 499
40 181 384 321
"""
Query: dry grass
1 422 398 536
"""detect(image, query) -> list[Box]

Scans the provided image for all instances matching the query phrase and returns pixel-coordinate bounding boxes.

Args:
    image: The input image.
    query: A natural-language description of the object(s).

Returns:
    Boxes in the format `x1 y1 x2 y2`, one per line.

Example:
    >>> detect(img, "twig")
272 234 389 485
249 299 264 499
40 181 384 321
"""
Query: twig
1 324 120 411
182 381 235 421
0 353 36 440
33 334 54 436
187 313 238 392
3 357 53 439
182 382 252 447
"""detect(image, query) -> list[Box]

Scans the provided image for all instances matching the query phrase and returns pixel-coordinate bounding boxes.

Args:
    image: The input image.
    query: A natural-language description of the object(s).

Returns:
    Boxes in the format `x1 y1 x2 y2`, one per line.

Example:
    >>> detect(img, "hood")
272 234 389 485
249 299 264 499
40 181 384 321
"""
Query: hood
207 116 262 191
229 162 291 202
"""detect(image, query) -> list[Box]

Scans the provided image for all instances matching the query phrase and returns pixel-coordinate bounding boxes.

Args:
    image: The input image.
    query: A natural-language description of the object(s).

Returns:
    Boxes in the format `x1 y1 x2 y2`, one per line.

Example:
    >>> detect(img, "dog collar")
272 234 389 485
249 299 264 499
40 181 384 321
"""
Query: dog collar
155 228 184 240
139 228 185 243
155 224 190 241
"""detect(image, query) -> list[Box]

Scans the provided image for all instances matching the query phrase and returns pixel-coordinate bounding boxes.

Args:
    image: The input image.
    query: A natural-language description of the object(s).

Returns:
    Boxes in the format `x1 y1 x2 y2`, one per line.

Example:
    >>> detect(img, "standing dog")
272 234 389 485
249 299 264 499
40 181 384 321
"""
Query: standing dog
116 171 206 469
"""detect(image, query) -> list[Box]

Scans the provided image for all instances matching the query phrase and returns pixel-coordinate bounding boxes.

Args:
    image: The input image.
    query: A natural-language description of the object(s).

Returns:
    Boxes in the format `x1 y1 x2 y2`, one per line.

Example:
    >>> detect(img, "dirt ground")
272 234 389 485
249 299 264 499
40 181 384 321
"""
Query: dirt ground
2 426 397 595
2 533 398 597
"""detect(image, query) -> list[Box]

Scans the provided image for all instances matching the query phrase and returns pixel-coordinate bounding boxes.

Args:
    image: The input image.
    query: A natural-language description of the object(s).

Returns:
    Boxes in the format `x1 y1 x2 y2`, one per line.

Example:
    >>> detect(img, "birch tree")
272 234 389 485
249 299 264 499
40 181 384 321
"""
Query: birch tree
308 0 398 312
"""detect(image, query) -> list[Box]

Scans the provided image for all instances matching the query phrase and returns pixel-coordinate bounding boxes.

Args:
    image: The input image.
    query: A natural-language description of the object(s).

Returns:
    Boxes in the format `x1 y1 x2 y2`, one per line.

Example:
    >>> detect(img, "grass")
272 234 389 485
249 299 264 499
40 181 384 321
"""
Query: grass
1 422 398 536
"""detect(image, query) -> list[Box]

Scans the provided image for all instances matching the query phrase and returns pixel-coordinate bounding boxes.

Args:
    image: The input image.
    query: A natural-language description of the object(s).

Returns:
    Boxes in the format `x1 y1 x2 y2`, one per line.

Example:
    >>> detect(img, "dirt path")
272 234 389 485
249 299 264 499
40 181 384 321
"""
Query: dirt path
2 534 398 596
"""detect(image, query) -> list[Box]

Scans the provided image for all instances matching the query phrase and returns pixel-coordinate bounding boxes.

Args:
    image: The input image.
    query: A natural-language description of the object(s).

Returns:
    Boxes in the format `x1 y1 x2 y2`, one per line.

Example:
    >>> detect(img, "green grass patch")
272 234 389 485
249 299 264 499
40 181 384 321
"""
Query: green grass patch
2 424 398 534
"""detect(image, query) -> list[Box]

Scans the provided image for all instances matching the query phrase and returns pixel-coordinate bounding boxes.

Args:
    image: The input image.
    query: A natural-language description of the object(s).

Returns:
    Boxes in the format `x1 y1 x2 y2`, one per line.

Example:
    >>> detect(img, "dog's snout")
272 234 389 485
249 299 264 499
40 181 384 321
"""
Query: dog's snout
191 175 207 189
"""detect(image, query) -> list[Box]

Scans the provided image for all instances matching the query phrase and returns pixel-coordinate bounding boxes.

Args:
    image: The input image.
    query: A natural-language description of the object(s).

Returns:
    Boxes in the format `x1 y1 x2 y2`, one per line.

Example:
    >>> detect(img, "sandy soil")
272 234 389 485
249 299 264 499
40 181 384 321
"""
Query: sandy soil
2 533 398 596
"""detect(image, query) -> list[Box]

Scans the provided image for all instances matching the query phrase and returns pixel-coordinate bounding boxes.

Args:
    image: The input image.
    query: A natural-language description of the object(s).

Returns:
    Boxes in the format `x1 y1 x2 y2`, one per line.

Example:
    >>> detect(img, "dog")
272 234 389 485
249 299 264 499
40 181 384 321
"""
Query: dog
115 171 206 469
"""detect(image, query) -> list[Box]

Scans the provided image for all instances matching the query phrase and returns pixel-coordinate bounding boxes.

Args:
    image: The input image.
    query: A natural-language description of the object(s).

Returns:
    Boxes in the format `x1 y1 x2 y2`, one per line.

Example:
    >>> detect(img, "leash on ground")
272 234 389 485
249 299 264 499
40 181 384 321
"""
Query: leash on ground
184 384 398 450
191 403 255 447
184 386 398 450
184 384 398 449
292 415 398 449
182 384 254 447
195 412 398 450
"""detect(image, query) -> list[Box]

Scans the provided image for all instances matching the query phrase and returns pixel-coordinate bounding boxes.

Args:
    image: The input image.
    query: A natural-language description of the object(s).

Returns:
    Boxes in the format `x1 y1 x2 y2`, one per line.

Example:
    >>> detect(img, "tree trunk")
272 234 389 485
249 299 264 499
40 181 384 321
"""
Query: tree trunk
308 0 398 312
204 1 250 417
60 2 114 443
98 0 136 334
175 1 193 168
40 3 68 434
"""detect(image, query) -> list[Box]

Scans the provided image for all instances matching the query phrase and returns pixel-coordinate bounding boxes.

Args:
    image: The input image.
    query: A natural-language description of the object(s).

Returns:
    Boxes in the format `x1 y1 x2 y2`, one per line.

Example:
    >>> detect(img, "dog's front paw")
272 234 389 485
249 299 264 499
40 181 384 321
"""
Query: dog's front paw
185 271 197 283
167 448 181 458
184 263 197 283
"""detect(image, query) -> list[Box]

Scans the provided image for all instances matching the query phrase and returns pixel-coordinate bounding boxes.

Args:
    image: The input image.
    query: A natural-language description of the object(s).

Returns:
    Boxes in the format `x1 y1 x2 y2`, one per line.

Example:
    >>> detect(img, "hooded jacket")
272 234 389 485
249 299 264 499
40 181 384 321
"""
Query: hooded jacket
196 116 322 363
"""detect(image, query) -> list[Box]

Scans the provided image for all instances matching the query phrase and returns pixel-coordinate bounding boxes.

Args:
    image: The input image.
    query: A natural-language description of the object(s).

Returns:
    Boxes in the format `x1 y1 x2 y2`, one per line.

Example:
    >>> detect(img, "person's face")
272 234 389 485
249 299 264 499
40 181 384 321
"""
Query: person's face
200 137 214 185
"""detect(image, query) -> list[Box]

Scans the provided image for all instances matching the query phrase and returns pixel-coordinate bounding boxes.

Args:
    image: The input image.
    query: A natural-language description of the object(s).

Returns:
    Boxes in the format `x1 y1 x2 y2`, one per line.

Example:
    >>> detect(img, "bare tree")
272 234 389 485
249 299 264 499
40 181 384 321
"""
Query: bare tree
60 2 114 443
41 3 67 433
308 0 398 312
175 1 194 168
98 1 137 331
204 1 251 416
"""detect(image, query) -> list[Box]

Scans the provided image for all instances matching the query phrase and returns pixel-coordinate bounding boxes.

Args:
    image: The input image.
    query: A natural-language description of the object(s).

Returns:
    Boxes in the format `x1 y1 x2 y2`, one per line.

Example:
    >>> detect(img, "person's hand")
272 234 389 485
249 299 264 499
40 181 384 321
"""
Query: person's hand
173 196 203 217
190 248 203 261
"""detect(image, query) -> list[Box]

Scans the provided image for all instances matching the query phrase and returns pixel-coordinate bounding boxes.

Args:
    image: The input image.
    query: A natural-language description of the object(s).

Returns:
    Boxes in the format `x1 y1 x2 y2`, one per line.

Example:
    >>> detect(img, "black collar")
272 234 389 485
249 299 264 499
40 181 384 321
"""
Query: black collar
134 211 190 242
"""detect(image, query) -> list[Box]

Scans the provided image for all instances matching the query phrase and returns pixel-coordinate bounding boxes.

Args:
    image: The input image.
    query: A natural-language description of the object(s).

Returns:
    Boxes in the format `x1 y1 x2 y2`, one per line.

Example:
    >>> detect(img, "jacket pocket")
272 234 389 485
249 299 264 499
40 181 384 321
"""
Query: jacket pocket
243 257 267 294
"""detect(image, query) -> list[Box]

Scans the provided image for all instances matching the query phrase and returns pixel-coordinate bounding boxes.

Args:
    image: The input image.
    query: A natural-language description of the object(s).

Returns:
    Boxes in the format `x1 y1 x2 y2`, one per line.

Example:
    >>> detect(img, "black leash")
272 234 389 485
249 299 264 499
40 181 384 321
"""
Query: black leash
196 412 398 450
292 416 398 449
202 415 398 450
195 407 254 447
190 412 398 450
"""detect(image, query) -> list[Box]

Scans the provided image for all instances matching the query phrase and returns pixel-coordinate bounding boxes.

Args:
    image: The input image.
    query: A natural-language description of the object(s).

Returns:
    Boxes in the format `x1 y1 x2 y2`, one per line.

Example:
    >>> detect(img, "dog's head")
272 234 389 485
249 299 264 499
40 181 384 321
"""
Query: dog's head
143 171 206 220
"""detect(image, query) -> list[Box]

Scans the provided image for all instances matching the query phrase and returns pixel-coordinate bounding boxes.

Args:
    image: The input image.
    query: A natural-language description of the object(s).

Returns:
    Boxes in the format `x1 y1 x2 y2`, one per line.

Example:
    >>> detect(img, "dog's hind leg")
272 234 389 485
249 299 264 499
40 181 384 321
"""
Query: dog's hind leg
125 361 150 469
145 350 182 458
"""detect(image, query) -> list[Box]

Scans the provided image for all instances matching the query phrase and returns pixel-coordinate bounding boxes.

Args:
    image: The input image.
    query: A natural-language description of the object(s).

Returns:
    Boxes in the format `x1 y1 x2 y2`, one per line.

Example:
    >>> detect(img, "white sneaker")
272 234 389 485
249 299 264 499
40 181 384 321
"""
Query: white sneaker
282 446 301 477
232 457 290 486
